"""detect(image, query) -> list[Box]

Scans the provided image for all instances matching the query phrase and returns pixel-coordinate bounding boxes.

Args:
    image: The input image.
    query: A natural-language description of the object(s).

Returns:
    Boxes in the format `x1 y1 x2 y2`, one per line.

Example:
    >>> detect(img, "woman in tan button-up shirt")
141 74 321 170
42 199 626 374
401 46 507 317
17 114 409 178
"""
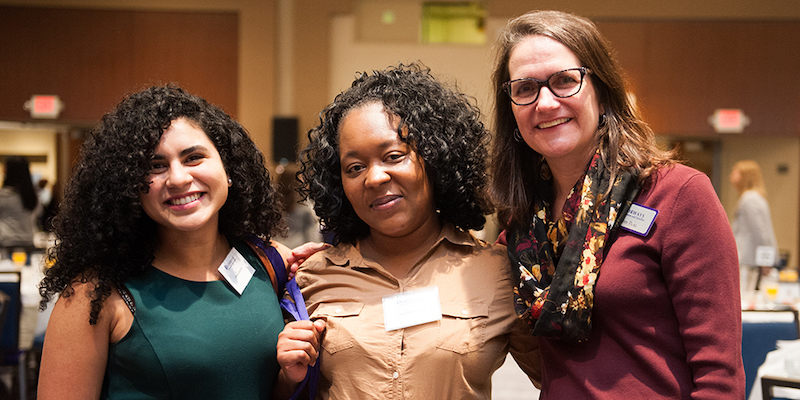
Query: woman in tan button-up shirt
276 63 541 399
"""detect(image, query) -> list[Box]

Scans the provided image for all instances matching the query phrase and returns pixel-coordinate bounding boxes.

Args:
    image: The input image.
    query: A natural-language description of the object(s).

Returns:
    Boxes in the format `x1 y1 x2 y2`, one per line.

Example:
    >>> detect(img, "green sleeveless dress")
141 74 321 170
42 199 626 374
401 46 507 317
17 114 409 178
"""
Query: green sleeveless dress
101 240 284 399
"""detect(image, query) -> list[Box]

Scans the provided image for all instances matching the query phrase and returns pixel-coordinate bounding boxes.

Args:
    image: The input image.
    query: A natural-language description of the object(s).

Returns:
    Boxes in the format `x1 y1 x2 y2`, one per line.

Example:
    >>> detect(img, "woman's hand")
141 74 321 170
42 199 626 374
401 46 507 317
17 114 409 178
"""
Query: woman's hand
286 242 330 278
276 319 327 383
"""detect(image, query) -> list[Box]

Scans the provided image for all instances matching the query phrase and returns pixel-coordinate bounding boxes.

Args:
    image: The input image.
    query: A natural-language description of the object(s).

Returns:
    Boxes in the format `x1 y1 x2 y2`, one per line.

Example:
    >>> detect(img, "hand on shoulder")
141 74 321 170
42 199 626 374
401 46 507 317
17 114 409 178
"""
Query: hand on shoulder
275 241 331 279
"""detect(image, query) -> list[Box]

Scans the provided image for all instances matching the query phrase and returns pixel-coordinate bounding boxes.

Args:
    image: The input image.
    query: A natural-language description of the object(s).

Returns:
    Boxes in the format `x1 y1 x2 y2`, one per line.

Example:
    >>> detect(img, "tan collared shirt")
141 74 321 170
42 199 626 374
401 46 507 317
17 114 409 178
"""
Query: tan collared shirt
296 223 541 399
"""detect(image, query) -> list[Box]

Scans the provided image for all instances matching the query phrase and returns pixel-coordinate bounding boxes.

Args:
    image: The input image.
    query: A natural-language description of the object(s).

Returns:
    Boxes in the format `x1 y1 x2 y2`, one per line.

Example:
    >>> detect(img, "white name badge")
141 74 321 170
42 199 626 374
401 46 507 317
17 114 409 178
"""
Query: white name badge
218 247 255 295
755 245 777 267
382 287 442 331
621 203 658 236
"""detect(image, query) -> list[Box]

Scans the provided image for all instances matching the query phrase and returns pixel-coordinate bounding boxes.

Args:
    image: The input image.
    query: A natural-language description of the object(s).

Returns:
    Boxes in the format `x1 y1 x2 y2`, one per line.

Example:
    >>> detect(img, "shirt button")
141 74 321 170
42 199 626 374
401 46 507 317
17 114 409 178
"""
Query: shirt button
392 371 399 379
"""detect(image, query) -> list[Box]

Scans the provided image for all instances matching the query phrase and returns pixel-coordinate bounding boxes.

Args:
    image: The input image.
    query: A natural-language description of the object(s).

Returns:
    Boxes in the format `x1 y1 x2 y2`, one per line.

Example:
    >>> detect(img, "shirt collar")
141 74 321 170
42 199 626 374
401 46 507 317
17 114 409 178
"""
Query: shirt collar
322 222 481 268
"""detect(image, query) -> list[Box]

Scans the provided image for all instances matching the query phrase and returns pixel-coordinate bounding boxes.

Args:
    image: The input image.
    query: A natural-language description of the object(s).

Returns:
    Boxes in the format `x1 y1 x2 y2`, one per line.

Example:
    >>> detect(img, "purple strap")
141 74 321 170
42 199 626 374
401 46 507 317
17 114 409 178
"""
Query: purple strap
247 235 319 400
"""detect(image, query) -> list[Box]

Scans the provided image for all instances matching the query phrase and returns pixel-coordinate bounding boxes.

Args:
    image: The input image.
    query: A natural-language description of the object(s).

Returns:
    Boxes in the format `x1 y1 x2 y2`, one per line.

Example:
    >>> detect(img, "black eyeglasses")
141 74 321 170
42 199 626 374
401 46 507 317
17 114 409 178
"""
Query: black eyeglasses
502 67 591 106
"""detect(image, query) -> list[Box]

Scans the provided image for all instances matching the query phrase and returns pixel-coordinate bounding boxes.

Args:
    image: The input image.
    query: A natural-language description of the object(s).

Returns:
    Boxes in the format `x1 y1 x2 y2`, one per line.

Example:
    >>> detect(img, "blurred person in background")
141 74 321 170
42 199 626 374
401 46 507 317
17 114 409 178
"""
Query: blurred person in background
730 160 779 293
276 164 323 249
0 155 39 249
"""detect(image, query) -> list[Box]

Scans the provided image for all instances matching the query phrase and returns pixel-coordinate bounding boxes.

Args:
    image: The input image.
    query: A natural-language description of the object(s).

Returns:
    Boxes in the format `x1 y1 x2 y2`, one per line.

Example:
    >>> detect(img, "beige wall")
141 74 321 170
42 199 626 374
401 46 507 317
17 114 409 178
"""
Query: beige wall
329 14 501 119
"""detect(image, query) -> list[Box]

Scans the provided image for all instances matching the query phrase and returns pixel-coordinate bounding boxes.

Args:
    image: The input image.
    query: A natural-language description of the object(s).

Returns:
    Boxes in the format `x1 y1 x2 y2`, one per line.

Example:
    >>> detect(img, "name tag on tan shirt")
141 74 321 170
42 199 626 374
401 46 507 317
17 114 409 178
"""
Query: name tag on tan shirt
382 286 442 331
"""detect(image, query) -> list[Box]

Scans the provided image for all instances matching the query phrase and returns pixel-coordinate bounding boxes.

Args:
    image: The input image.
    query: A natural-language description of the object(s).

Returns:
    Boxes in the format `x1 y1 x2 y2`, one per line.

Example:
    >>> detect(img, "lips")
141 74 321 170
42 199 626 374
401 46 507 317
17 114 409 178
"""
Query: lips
166 192 202 205
371 194 401 210
537 117 571 129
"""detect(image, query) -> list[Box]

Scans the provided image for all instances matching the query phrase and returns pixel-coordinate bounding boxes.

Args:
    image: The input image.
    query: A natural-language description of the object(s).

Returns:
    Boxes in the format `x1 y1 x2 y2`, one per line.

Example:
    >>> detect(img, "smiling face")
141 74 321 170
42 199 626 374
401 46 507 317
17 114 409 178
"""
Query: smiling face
140 118 230 235
338 102 439 240
508 35 602 167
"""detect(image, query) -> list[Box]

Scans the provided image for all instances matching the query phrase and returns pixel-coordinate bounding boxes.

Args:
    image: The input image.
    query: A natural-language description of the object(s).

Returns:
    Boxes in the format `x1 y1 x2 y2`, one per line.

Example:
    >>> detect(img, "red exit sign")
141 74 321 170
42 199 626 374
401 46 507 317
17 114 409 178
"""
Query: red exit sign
24 95 64 119
708 108 749 134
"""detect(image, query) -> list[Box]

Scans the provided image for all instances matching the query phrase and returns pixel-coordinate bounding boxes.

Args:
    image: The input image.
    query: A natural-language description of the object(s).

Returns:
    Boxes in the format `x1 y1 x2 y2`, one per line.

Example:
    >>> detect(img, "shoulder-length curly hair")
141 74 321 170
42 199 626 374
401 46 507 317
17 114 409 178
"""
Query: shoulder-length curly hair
299 63 493 244
490 10 675 227
39 85 284 324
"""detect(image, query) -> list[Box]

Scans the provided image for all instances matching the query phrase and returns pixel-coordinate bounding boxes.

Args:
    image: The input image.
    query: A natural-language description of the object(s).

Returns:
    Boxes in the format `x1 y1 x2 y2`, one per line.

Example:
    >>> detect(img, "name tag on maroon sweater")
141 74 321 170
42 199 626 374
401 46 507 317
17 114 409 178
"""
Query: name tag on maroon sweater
621 203 658 236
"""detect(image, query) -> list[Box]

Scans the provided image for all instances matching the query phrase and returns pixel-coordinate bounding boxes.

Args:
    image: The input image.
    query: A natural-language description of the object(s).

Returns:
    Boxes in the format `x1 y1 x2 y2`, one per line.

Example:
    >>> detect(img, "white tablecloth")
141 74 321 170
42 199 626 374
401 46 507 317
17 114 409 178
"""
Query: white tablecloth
749 339 800 400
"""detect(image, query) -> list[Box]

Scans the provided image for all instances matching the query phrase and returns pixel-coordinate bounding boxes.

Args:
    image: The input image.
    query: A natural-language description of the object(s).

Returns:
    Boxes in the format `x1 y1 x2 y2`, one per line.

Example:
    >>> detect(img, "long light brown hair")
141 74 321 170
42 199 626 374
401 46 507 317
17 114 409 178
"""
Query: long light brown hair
732 160 767 197
489 10 674 227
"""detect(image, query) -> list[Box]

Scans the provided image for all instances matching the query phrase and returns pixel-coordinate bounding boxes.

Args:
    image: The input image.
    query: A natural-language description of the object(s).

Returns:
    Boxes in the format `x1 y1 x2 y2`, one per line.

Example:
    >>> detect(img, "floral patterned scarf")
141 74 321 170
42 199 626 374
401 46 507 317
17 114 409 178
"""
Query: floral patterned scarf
506 151 639 342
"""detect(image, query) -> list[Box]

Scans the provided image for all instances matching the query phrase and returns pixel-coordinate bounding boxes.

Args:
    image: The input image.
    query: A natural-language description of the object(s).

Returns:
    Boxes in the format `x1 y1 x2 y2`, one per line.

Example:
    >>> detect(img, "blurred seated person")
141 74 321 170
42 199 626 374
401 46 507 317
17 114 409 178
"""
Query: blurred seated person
0 155 39 249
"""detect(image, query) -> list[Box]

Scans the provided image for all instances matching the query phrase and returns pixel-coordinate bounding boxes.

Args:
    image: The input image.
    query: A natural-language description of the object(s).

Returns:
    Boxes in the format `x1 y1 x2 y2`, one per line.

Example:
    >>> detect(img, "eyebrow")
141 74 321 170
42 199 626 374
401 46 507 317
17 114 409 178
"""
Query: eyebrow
151 145 210 160
340 141 397 160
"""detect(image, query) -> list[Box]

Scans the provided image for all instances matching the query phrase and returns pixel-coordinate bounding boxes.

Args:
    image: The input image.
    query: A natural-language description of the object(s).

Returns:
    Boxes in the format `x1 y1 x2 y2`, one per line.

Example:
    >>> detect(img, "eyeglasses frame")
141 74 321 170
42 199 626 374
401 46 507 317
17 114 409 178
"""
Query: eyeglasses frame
502 67 592 106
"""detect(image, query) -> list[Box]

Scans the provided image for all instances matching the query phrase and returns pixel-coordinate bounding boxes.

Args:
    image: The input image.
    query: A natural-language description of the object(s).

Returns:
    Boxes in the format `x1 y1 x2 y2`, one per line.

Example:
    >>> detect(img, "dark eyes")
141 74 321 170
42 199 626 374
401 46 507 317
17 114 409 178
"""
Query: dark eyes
342 152 406 175
551 74 578 88
149 162 168 173
148 153 205 174
185 154 205 163
345 164 365 174
513 81 538 96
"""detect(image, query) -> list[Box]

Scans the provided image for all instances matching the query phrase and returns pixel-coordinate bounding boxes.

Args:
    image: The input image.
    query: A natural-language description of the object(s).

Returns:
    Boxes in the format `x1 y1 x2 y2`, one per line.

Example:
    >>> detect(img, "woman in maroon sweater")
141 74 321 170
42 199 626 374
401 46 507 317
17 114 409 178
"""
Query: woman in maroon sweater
490 10 745 399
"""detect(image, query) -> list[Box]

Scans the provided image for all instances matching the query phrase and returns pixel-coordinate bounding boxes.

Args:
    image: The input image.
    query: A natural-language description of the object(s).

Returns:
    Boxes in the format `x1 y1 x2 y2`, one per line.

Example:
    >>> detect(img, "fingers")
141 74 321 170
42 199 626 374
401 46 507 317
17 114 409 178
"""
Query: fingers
288 263 300 280
276 320 326 383
286 242 331 265
285 242 331 279
312 318 327 333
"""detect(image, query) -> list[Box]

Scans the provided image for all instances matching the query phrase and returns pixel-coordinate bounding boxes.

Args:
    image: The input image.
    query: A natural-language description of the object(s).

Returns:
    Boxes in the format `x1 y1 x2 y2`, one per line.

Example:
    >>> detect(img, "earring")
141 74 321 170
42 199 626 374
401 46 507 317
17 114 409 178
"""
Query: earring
227 177 232 186
513 128 523 142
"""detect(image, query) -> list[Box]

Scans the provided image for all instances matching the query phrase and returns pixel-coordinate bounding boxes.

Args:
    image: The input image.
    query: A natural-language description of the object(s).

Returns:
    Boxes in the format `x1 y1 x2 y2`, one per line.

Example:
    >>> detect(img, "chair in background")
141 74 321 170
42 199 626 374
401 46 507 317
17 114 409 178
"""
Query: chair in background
743 309 800 399
0 291 10 335
761 375 800 400
0 271 25 400
0 290 10 399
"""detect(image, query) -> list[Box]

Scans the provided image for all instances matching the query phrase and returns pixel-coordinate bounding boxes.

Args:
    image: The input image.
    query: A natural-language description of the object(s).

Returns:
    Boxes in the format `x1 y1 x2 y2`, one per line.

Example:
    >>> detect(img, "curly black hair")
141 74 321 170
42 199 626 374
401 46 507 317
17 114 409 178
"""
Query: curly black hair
39 85 285 324
299 63 493 244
